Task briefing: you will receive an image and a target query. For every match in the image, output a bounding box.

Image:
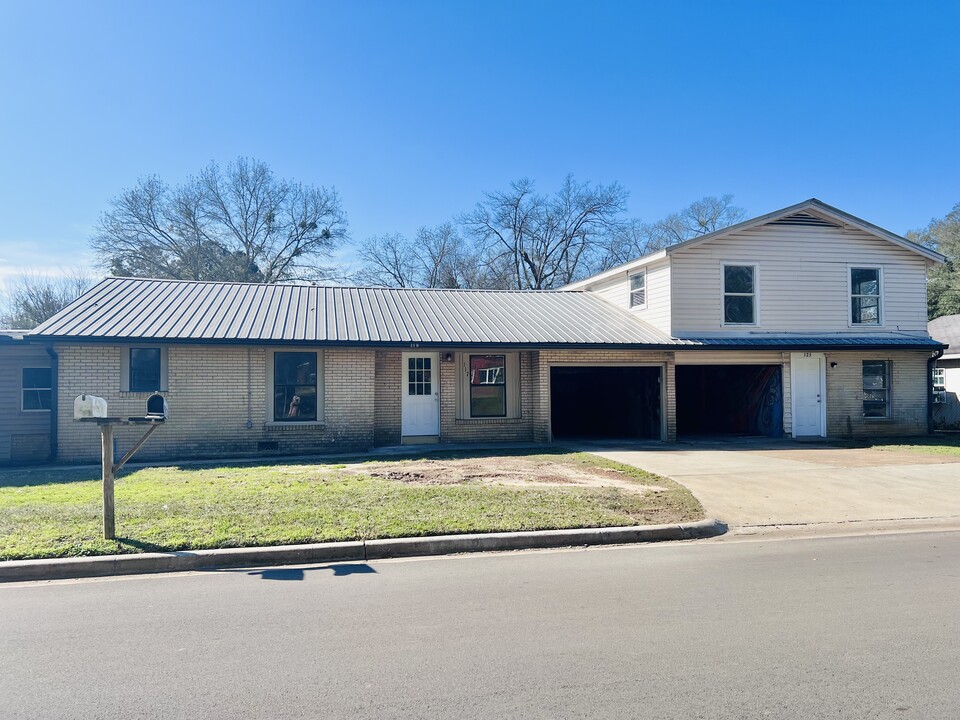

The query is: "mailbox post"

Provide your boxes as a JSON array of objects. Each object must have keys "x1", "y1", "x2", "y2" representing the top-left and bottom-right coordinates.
[{"x1": 75, "y1": 394, "x2": 166, "y2": 540}]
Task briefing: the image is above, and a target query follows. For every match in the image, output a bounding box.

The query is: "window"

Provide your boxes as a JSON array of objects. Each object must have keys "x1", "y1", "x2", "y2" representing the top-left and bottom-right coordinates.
[
  {"x1": 469, "y1": 354, "x2": 506, "y2": 417},
  {"x1": 629, "y1": 271, "x2": 646, "y2": 308},
  {"x1": 723, "y1": 264, "x2": 756, "y2": 324},
  {"x1": 273, "y1": 352, "x2": 318, "y2": 422},
  {"x1": 862, "y1": 360, "x2": 890, "y2": 418},
  {"x1": 851, "y1": 267, "x2": 882, "y2": 325},
  {"x1": 129, "y1": 348, "x2": 161, "y2": 392},
  {"x1": 407, "y1": 356, "x2": 432, "y2": 396},
  {"x1": 933, "y1": 366, "x2": 946, "y2": 391},
  {"x1": 22, "y1": 367, "x2": 52, "y2": 411}
]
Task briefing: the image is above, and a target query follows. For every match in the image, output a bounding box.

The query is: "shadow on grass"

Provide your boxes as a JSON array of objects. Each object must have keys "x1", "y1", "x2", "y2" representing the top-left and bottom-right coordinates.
[{"x1": 0, "y1": 466, "x2": 102, "y2": 488}]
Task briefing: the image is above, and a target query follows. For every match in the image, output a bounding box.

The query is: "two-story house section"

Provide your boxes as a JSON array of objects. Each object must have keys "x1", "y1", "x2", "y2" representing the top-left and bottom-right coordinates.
[{"x1": 565, "y1": 199, "x2": 947, "y2": 440}]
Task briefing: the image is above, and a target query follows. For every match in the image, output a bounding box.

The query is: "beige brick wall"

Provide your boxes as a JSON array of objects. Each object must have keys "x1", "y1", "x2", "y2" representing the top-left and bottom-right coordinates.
[
  {"x1": 440, "y1": 351, "x2": 536, "y2": 444},
  {"x1": 823, "y1": 349, "x2": 930, "y2": 437},
  {"x1": 56, "y1": 344, "x2": 376, "y2": 462},
  {"x1": 374, "y1": 350, "x2": 402, "y2": 446}
]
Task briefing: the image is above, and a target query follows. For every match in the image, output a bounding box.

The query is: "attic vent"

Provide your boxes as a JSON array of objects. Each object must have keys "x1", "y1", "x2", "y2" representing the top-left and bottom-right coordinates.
[{"x1": 773, "y1": 212, "x2": 840, "y2": 228}]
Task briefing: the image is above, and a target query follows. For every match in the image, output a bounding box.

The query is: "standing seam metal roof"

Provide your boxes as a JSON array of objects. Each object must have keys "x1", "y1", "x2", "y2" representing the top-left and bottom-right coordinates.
[{"x1": 31, "y1": 277, "x2": 681, "y2": 346}]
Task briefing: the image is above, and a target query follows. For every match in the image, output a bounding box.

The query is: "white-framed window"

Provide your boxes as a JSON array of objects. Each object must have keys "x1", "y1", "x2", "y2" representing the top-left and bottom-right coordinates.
[
  {"x1": 121, "y1": 346, "x2": 168, "y2": 392},
  {"x1": 469, "y1": 354, "x2": 507, "y2": 417},
  {"x1": 267, "y1": 349, "x2": 324, "y2": 423},
  {"x1": 850, "y1": 266, "x2": 883, "y2": 325},
  {"x1": 722, "y1": 263, "x2": 757, "y2": 325},
  {"x1": 457, "y1": 352, "x2": 521, "y2": 420},
  {"x1": 21, "y1": 367, "x2": 52, "y2": 411},
  {"x1": 629, "y1": 271, "x2": 646, "y2": 308},
  {"x1": 933, "y1": 366, "x2": 946, "y2": 391},
  {"x1": 863, "y1": 360, "x2": 891, "y2": 418}
]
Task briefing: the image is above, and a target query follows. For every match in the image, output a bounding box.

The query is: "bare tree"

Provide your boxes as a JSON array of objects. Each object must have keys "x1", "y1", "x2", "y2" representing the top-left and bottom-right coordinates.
[
  {"x1": 91, "y1": 158, "x2": 348, "y2": 282},
  {"x1": 0, "y1": 269, "x2": 96, "y2": 329},
  {"x1": 599, "y1": 194, "x2": 746, "y2": 269},
  {"x1": 354, "y1": 233, "x2": 420, "y2": 288},
  {"x1": 460, "y1": 176, "x2": 628, "y2": 289}
]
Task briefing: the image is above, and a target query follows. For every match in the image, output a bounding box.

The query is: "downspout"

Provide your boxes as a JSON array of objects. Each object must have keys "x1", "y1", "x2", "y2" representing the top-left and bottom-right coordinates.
[
  {"x1": 928, "y1": 347, "x2": 945, "y2": 434},
  {"x1": 45, "y1": 345, "x2": 58, "y2": 462}
]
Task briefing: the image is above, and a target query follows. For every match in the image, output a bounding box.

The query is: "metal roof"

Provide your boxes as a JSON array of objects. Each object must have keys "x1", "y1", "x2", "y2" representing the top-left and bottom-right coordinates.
[
  {"x1": 30, "y1": 277, "x2": 681, "y2": 347},
  {"x1": 929, "y1": 314, "x2": 959, "y2": 353},
  {"x1": 679, "y1": 335, "x2": 946, "y2": 350}
]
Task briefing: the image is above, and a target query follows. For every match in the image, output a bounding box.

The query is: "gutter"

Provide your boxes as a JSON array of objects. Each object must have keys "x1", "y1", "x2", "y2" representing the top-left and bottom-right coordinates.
[
  {"x1": 45, "y1": 345, "x2": 58, "y2": 462},
  {"x1": 928, "y1": 347, "x2": 945, "y2": 434}
]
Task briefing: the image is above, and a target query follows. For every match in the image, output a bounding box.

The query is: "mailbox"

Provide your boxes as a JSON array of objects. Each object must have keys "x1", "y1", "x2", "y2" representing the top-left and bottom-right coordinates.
[
  {"x1": 146, "y1": 393, "x2": 168, "y2": 420},
  {"x1": 74, "y1": 394, "x2": 108, "y2": 420}
]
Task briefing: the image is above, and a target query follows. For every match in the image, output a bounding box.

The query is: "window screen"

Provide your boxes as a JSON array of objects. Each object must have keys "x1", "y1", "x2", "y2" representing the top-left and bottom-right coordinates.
[
  {"x1": 129, "y1": 348, "x2": 162, "y2": 392},
  {"x1": 851, "y1": 268, "x2": 881, "y2": 324},
  {"x1": 22, "y1": 367, "x2": 52, "y2": 411},
  {"x1": 629, "y1": 272, "x2": 646, "y2": 308},
  {"x1": 274, "y1": 352, "x2": 318, "y2": 421},
  {"x1": 723, "y1": 265, "x2": 756, "y2": 324},
  {"x1": 862, "y1": 360, "x2": 890, "y2": 418},
  {"x1": 469, "y1": 355, "x2": 506, "y2": 417}
]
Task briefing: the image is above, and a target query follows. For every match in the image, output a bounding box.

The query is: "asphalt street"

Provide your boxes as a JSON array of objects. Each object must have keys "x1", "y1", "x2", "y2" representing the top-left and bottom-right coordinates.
[{"x1": 2, "y1": 532, "x2": 959, "y2": 719}]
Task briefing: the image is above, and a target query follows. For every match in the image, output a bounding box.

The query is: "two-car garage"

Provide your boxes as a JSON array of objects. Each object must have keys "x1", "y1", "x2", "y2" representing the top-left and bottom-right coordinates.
[{"x1": 548, "y1": 355, "x2": 786, "y2": 441}]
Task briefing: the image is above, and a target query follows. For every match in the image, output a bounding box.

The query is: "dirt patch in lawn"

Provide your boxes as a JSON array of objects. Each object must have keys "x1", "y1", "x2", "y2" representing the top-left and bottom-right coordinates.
[{"x1": 346, "y1": 457, "x2": 668, "y2": 495}]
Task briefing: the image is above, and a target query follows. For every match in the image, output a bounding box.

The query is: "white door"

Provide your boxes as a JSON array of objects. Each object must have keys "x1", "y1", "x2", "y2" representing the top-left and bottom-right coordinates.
[
  {"x1": 401, "y1": 352, "x2": 440, "y2": 437},
  {"x1": 791, "y1": 352, "x2": 825, "y2": 437}
]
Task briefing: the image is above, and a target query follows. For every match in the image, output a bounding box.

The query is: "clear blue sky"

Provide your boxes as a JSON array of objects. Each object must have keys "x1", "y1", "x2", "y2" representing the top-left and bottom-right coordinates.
[{"x1": 1, "y1": 0, "x2": 958, "y2": 282}]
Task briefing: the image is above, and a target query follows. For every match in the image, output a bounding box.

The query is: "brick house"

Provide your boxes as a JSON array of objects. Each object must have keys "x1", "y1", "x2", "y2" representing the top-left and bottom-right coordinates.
[{"x1": 13, "y1": 199, "x2": 949, "y2": 464}]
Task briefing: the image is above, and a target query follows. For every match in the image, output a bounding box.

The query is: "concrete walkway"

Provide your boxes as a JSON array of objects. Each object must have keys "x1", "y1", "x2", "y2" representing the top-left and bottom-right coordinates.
[{"x1": 580, "y1": 440, "x2": 960, "y2": 531}]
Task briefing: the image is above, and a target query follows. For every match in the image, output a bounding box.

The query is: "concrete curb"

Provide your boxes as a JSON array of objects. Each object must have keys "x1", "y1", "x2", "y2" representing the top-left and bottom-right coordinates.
[{"x1": 0, "y1": 519, "x2": 724, "y2": 583}]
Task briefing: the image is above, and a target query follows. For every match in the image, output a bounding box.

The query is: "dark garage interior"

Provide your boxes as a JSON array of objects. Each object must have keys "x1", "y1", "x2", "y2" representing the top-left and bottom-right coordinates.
[
  {"x1": 550, "y1": 366, "x2": 661, "y2": 440},
  {"x1": 676, "y1": 365, "x2": 783, "y2": 438}
]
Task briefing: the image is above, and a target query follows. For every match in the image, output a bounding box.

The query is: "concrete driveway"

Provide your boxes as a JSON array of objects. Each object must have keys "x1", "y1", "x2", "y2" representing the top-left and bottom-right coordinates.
[{"x1": 583, "y1": 440, "x2": 960, "y2": 531}]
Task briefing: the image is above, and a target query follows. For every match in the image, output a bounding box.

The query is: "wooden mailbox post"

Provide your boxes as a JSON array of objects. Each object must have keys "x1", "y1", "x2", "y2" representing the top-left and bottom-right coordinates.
[{"x1": 77, "y1": 393, "x2": 167, "y2": 540}]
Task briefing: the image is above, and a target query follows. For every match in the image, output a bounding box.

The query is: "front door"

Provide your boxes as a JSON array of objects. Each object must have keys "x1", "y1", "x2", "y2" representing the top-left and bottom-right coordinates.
[
  {"x1": 791, "y1": 352, "x2": 825, "y2": 437},
  {"x1": 401, "y1": 352, "x2": 440, "y2": 438}
]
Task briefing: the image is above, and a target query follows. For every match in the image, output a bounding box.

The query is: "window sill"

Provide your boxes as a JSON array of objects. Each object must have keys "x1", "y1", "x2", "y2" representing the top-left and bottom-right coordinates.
[
  {"x1": 120, "y1": 390, "x2": 168, "y2": 397},
  {"x1": 455, "y1": 417, "x2": 523, "y2": 425},
  {"x1": 862, "y1": 416, "x2": 892, "y2": 421},
  {"x1": 264, "y1": 421, "x2": 327, "y2": 431}
]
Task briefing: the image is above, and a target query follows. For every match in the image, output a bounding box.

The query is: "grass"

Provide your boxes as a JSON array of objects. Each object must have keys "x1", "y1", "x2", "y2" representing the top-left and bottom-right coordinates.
[
  {"x1": 0, "y1": 451, "x2": 702, "y2": 561},
  {"x1": 847, "y1": 434, "x2": 960, "y2": 457}
]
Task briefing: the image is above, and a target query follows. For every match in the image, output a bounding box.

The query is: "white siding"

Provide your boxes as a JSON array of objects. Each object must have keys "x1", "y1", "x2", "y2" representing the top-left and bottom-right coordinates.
[
  {"x1": 669, "y1": 224, "x2": 930, "y2": 337},
  {"x1": 586, "y1": 258, "x2": 672, "y2": 336}
]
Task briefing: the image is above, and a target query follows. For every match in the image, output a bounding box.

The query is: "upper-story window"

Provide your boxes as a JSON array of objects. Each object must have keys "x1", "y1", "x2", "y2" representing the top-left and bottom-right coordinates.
[
  {"x1": 629, "y1": 271, "x2": 646, "y2": 308},
  {"x1": 851, "y1": 267, "x2": 882, "y2": 325},
  {"x1": 722, "y1": 264, "x2": 757, "y2": 325}
]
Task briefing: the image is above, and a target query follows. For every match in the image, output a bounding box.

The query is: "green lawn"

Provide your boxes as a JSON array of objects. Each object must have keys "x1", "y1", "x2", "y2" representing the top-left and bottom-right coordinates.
[
  {"x1": 0, "y1": 451, "x2": 702, "y2": 561},
  {"x1": 855, "y1": 434, "x2": 960, "y2": 457}
]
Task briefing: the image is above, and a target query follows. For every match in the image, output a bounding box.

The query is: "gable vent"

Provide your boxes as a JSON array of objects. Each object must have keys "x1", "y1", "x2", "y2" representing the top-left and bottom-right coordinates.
[{"x1": 772, "y1": 211, "x2": 840, "y2": 228}]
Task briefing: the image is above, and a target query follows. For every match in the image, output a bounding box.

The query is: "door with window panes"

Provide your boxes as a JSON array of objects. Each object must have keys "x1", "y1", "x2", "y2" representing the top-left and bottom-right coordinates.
[{"x1": 401, "y1": 352, "x2": 439, "y2": 437}]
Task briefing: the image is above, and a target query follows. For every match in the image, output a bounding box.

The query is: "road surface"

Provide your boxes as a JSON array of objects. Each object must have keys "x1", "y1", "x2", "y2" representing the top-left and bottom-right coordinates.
[{"x1": 2, "y1": 532, "x2": 959, "y2": 719}]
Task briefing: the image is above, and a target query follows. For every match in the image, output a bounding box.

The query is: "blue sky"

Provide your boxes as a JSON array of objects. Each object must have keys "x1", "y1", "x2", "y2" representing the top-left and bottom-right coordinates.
[{"x1": 1, "y1": 0, "x2": 958, "y2": 282}]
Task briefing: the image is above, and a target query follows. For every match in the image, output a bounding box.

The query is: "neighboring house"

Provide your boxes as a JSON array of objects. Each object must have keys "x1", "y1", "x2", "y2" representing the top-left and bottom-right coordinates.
[
  {"x1": 0, "y1": 331, "x2": 53, "y2": 465},
  {"x1": 18, "y1": 198, "x2": 947, "y2": 464},
  {"x1": 930, "y1": 314, "x2": 960, "y2": 429}
]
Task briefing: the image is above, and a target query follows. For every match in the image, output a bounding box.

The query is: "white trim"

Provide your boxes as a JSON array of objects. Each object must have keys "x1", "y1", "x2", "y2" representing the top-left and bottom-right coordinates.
[
  {"x1": 628, "y1": 269, "x2": 647, "y2": 309},
  {"x1": 789, "y1": 352, "x2": 826, "y2": 437},
  {"x1": 847, "y1": 264, "x2": 885, "y2": 328},
  {"x1": 720, "y1": 262, "x2": 760, "y2": 327},
  {"x1": 265, "y1": 348, "x2": 325, "y2": 424}
]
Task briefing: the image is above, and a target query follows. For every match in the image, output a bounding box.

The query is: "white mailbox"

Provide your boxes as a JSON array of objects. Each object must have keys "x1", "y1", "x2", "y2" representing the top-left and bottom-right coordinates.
[{"x1": 74, "y1": 394, "x2": 108, "y2": 420}]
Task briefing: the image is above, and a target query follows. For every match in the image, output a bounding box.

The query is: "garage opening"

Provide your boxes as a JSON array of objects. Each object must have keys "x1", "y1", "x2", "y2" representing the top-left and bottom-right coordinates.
[
  {"x1": 676, "y1": 365, "x2": 783, "y2": 438},
  {"x1": 550, "y1": 366, "x2": 662, "y2": 440}
]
